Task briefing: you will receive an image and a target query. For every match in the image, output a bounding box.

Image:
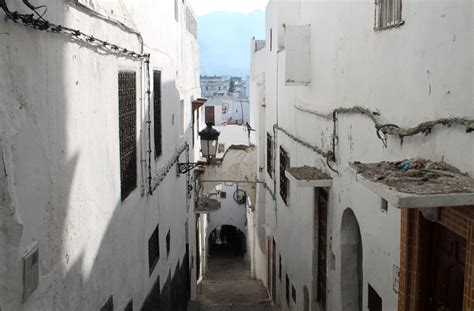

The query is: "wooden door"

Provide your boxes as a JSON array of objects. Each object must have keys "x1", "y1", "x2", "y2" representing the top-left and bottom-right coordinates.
[
  {"x1": 205, "y1": 106, "x2": 215, "y2": 125},
  {"x1": 423, "y1": 223, "x2": 466, "y2": 311},
  {"x1": 317, "y1": 189, "x2": 328, "y2": 310}
]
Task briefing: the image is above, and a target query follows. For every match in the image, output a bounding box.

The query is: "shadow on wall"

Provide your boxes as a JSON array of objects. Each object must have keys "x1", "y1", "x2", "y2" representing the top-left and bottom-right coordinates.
[{"x1": 0, "y1": 3, "x2": 192, "y2": 310}]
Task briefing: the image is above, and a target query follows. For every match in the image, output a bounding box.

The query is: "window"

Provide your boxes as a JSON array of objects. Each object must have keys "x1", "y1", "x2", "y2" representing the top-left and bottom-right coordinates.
[
  {"x1": 267, "y1": 133, "x2": 273, "y2": 178},
  {"x1": 153, "y1": 71, "x2": 162, "y2": 159},
  {"x1": 148, "y1": 224, "x2": 160, "y2": 275},
  {"x1": 292, "y1": 285, "x2": 296, "y2": 303},
  {"x1": 118, "y1": 71, "x2": 137, "y2": 201},
  {"x1": 166, "y1": 230, "x2": 171, "y2": 257},
  {"x1": 286, "y1": 274, "x2": 290, "y2": 305},
  {"x1": 368, "y1": 284, "x2": 382, "y2": 311},
  {"x1": 374, "y1": 0, "x2": 403, "y2": 30},
  {"x1": 279, "y1": 146, "x2": 290, "y2": 205},
  {"x1": 381, "y1": 198, "x2": 388, "y2": 214}
]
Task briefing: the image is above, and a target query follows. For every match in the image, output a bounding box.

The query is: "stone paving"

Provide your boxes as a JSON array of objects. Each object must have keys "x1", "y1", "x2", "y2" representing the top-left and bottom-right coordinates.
[{"x1": 198, "y1": 254, "x2": 280, "y2": 311}]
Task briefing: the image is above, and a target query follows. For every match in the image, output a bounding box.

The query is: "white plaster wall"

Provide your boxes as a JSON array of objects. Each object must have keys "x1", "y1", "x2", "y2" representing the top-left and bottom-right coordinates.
[
  {"x1": 0, "y1": 0, "x2": 201, "y2": 309},
  {"x1": 250, "y1": 0, "x2": 473, "y2": 310},
  {"x1": 214, "y1": 125, "x2": 252, "y2": 158}
]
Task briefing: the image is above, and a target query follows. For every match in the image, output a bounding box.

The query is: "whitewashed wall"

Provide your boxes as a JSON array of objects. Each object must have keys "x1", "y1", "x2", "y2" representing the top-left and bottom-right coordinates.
[
  {"x1": 250, "y1": 0, "x2": 473, "y2": 310},
  {"x1": 0, "y1": 0, "x2": 201, "y2": 310}
]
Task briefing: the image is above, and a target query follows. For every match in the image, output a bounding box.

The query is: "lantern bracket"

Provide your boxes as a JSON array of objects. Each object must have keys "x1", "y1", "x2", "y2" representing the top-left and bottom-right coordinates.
[{"x1": 177, "y1": 162, "x2": 198, "y2": 175}]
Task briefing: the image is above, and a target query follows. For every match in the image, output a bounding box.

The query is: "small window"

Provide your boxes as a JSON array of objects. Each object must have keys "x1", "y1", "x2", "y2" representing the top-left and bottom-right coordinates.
[
  {"x1": 292, "y1": 284, "x2": 296, "y2": 303},
  {"x1": 374, "y1": 0, "x2": 403, "y2": 30},
  {"x1": 148, "y1": 224, "x2": 160, "y2": 275},
  {"x1": 285, "y1": 274, "x2": 290, "y2": 305},
  {"x1": 267, "y1": 134, "x2": 273, "y2": 178},
  {"x1": 220, "y1": 191, "x2": 227, "y2": 199},
  {"x1": 279, "y1": 146, "x2": 290, "y2": 205},
  {"x1": 119, "y1": 71, "x2": 137, "y2": 201},
  {"x1": 380, "y1": 198, "x2": 388, "y2": 214},
  {"x1": 166, "y1": 230, "x2": 171, "y2": 257},
  {"x1": 153, "y1": 71, "x2": 162, "y2": 159},
  {"x1": 368, "y1": 284, "x2": 382, "y2": 311}
]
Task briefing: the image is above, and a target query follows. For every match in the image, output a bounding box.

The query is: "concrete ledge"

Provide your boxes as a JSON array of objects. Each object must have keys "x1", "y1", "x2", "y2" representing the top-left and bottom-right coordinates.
[
  {"x1": 349, "y1": 165, "x2": 474, "y2": 209},
  {"x1": 285, "y1": 166, "x2": 332, "y2": 188}
]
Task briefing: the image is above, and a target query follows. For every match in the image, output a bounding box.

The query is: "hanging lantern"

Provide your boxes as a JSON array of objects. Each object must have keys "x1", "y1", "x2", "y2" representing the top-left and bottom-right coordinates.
[{"x1": 199, "y1": 122, "x2": 220, "y2": 159}]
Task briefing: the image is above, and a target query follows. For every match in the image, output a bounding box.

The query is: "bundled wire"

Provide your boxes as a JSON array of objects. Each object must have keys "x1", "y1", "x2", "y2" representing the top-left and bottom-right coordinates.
[{"x1": 0, "y1": 0, "x2": 147, "y2": 60}]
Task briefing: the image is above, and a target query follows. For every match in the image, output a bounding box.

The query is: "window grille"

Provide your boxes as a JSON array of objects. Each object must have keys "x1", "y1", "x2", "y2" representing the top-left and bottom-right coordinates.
[
  {"x1": 279, "y1": 147, "x2": 289, "y2": 205},
  {"x1": 119, "y1": 71, "x2": 137, "y2": 201},
  {"x1": 267, "y1": 133, "x2": 273, "y2": 178},
  {"x1": 148, "y1": 224, "x2": 160, "y2": 275},
  {"x1": 153, "y1": 71, "x2": 162, "y2": 159},
  {"x1": 375, "y1": 0, "x2": 403, "y2": 30}
]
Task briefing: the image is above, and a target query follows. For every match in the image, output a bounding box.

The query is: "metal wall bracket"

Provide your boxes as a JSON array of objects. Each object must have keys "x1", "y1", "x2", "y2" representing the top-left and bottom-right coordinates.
[{"x1": 177, "y1": 162, "x2": 198, "y2": 175}]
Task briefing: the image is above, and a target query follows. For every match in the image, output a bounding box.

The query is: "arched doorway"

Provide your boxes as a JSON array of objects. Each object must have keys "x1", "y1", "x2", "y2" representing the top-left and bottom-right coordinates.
[
  {"x1": 208, "y1": 225, "x2": 246, "y2": 258},
  {"x1": 340, "y1": 208, "x2": 363, "y2": 311}
]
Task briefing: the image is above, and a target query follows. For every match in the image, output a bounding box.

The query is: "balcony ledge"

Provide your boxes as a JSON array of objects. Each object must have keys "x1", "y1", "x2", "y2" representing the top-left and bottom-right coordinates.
[
  {"x1": 285, "y1": 166, "x2": 332, "y2": 188},
  {"x1": 349, "y1": 160, "x2": 474, "y2": 209},
  {"x1": 195, "y1": 197, "x2": 221, "y2": 214}
]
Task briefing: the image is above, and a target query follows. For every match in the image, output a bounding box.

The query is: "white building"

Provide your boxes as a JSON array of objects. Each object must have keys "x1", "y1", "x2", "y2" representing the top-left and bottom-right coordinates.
[
  {"x1": 250, "y1": 1, "x2": 474, "y2": 311},
  {"x1": 200, "y1": 75, "x2": 230, "y2": 97},
  {"x1": 0, "y1": 0, "x2": 203, "y2": 310}
]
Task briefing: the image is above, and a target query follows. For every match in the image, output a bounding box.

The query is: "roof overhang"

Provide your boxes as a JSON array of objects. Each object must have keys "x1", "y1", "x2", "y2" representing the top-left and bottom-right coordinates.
[
  {"x1": 192, "y1": 98, "x2": 207, "y2": 112},
  {"x1": 349, "y1": 161, "x2": 474, "y2": 209},
  {"x1": 195, "y1": 197, "x2": 221, "y2": 214},
  {"x1": 285, "y1": 166, "x2": 332, "y2": 188}
]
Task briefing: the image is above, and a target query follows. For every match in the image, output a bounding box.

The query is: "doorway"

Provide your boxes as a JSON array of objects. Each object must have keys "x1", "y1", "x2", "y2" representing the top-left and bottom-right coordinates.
[
  {"x1": 422, "y1": 221, "x2": 466, "y2": 311},
  {"x1": 340, "y1": 208, "x2": 363, "y2": 311}
]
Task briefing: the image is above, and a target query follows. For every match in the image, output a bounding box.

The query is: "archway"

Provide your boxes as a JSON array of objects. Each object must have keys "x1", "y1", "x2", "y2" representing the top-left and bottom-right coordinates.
[
  {"x1": 208, "y1": 225, "x2": 246, "y2": 258},
  {"x1": 340, "y1": 208, "x2": 363, "y2": 311}
]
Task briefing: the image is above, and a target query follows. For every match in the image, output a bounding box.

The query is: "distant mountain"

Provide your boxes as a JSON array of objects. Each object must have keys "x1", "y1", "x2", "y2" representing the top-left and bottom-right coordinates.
[{"x1": 198, "y1": 10, "x2": 265, "y2": 78}]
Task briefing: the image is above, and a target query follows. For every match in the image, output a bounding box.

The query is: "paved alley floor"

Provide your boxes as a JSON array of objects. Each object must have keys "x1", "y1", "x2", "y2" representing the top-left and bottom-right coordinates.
[{"x1": 198, "y1": 254, "x2": 280, "y2": 311}]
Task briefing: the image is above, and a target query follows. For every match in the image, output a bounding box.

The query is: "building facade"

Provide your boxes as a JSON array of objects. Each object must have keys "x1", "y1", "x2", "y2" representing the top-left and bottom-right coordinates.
[
  {"x1": 250, "y1": 1, "x2": 473, "y2": 311},
  {"x1": 0, "y1": 0, "x2": 203, "y2": 310}
]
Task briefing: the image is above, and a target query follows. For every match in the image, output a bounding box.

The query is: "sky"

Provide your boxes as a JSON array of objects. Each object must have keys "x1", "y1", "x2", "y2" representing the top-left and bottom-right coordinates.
[{"x1": 188, "y1": 0, "x2": 269, "y2": 16}]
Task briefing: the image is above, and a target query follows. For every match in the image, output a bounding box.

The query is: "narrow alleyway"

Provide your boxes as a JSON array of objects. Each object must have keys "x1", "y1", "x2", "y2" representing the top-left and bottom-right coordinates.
[{"x1": 198, "y1": 248, "x2": 279, "y2": 311}]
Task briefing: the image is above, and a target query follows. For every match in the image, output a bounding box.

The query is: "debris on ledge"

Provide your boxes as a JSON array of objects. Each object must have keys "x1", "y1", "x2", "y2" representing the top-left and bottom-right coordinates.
[
  {"x1": 196, "y1": 197, "x2": 221, "y2": 213},
  {"x1": 350, "y1": 159, "x2": 474, "y2": 195},
  {"x1": 285, "y1": 165, "x2": 332, "y2": 188}
]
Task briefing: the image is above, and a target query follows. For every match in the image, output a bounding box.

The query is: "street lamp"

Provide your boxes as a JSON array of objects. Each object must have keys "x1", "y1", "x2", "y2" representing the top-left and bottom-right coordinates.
[
  {"x1": 199, "y1": 122, "x2": 220, "y2": 160},
  {"x1": 177, "y1": 122, "x2": 220, "y2": 175}
]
